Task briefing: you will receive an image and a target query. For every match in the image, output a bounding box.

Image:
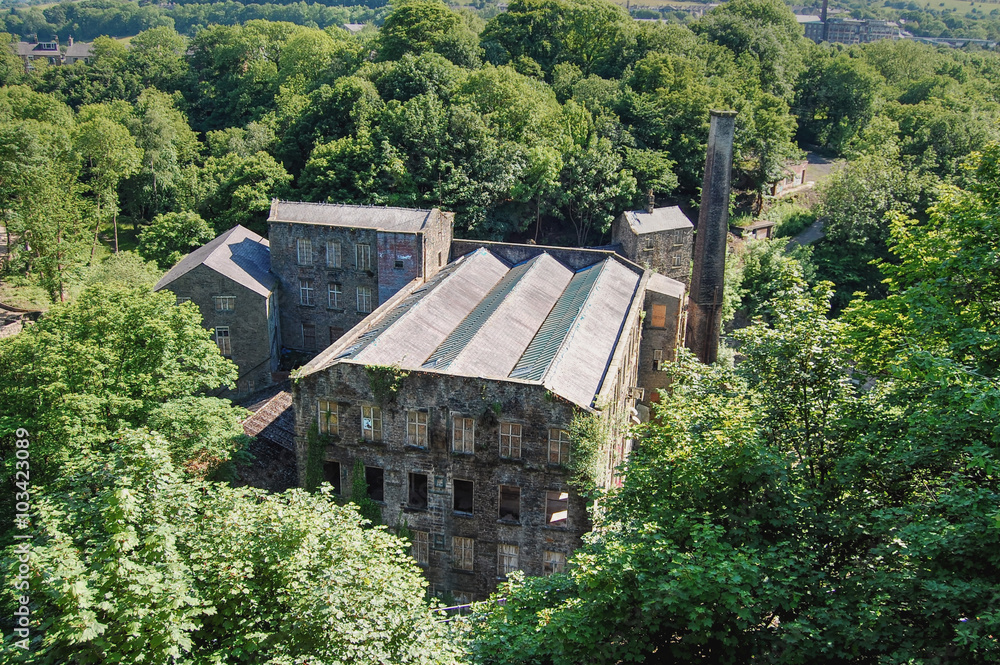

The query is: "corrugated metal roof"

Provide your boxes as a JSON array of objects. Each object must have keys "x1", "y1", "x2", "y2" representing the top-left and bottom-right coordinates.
[
  {"x1": 626, "y1": 206, "x2": 693, "y2": 234},
  {"x1": 268, "y1": 200, "x2": 434, "y2": 233},
  {"x1": 154, "y1": 225, "x2": 274, "y2": 297}
]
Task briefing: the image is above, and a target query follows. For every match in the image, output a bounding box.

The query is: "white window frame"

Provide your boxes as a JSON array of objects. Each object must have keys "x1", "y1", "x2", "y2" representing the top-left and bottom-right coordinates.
[
  {"x1": 318, "y1": 400, "x2": 339, "y2": 436},
  {"x1": 499, "y1": 422, "x2": 522, "y2": 459},
  {"x1": 407, "y1": 410, "x2": 428, "y2": 447},
  {"x1": 299, "y1": 279, "x2": 314, "y2": 306},
  {"x1": 452, "y1": 416, "x2": 475, "y2": 454},
  {"x1": 548, "y1": 428, "x2": 571, "y2": 465},
  {"x1": 498, "y1": 543, "x2": 519, "y2": 577},
  {"x1": 356, "y1": 243, "x2": 371, "y2": 271},
  {"x1": 214, "y1": 295, "x2": 235, "y2": 312},
  {"x1": 543, "y1": 550, "x2": 566, "y2": 575},
  {"x1": 297, "y1": 238, "x2": 313, "y2": 265},
  {"x1": 361, "y1": 405, "x2": 382, "y2": 442},
  {"x1": 215, "y1": 327, "x2": 231, "y2": 357},
  {"x1": 454, "y1": 536, "x2": 474, "y2": 571},
  {"x1": 326, "y1": 240, "x2": 341, "y2": 268},
  {"x1": 357, "y1": 286, "x2": 372, "y2": 313},
  {"x1": 328, "y1": 283, "x2": 341, "y2": 309},
  {"x1": 412, "y1": 530, "x2": 429, "y2": 565}
]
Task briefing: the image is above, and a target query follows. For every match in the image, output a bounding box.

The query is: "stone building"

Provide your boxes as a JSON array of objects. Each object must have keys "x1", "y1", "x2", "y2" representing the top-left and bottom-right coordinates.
[
  {"x1": 154, "y1": 225, "x2": 279, "y2": 396},
  {"x1": 267, "y1": 201, "x2": 453, "y2": 354},
  {"x1": 611, "y1": 204, "x2": 694, "y2": 286},
  {"x1": 292, "y1": 242, "x2": 686, "y2": 599}
]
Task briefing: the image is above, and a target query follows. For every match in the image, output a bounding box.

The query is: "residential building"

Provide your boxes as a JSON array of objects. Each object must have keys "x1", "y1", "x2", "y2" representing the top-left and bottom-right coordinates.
[
  {"x1": 803, "y1": 17, "x2": 901, "y2": 44},
  {"x1": 267, "y1": 201, "x2": 453, "y2": 354},
  {"x1": 16, "y1": 37, "x2": 62, "y2": 67},
  {"x1": 63, "y1": 37, "x2": 94, "y2": 65},
  {"x1": 154, "y1": 225, "x2": 280, "y2": 396}
]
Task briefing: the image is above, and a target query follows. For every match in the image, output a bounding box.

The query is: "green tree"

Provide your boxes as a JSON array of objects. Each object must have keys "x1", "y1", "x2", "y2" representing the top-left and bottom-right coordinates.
[
  {"x1": 379, "y1": 0, "x2": 482, "y2": 68},
  {"x1": 137, "y1": 211, "x2": 214, "y2": 269},
  {"x1": 553, "y1": 134, "x2": 636, "y2": 245},
  {"x1": 194, "y1": 151, "x2": 292, "y2": 235}
]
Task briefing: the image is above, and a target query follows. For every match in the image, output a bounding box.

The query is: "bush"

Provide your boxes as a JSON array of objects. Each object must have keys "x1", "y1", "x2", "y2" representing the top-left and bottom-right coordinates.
[{"x1": 137, "y1": 211, "x2": 215, "y2": 269}]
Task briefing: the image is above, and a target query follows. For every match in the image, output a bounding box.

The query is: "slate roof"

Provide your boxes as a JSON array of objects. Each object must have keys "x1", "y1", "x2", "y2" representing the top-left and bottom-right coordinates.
[
  {"x1": 300, "y1": 248, "x2": 644, "y2": 410},
  {"x1": 154, "y1": 225, "x2": 275, "y2": 297},
  {"x1": 65, "y1": 42, "x2": 94, "y2": 59},
  {"x1": 268, "y1": 200, "x2": 437, "y2": 234},
  {"x1": 624, "y1": 206, "x2": 693, "y2": 234}
]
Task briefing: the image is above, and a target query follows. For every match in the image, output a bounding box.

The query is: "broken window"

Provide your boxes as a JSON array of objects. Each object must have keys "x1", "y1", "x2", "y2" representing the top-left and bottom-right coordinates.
[
  {"x1": 214, "y1": 295, "x2": 235, "y2": 312},
  {"x1": 412, "y1": 530, "x2": 429, "y2": 564},
  {"x1": 545, "y1": 491, "x2": 568, "y2": 526},
  {"x1": 453, "y1": 479, "x2": 474, "y2": 514},
  {"x1": 548, "y1": 429, "x2": 570, "y2": 465},
  {"x1": 650, "y1": 304, "x2": 667, "y2": 328},
  {"x1": 454, "y1": 536, "x2": 474, "y2": 570},
  {"x1": 499, "y1": 485, "x2": 520, "y2": 522},
  {"x1": 323, "y1": 461, "x2": 341, "y2": 494},
  {"x1": 543, "y1": 550, "x2": 566, "y2": 575},
  {"x1": 364, "y1": 466, "x2": 384, "y2": 502},
  {"x1": 499, "y1": 422, "x2": 521, "y2": 458},
  {"x1": 408, "y1": 472, "x2": 428, "y2": 510},
  {"x1": 356, "y1": 243, "x2": 371, "y2": 270},
  {"x1": 497, "y1": 543, "x2": 519, "y2": 577},
  {"x1": 318, "y1": 400, "x2": 339, "y2": 436},
  {"x1": 297, "y1": 238, "x2": 313, "y2": 264},
  {"x1": 407, "y1": 410, "x2": 428, "y2": 447},
  {"x1": 361, "y1": 405, "x2": 382, "y2": 441},
  {"x1": 452, "y1": 416, "x2": 474, "y2": 454}
]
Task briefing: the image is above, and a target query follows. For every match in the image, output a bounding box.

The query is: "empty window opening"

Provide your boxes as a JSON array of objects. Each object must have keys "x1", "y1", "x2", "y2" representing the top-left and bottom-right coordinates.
[
  {"x1": 543, "y1": 550, "x2": 566, "y2": 575},
  {"x1": 454, "y1": 536, "x2": 474, "y2": 570},
  {"x1": 499, "y1": 485, "x2": 520, "y2": 522},
  {"x1": 498, "y1": 543, "x2": 519, "y2": 577},
  {"x1": 454, "y1": 479, "x2": 474, "y2": 514},
  {"x1": 407, "y1": 410, "x2": 428, "y2": 447},
  {"x1": 412, "y1": 530, "x2": 429, "y2": 564},
  {"x1": 408, "y1": 472, "x2": 428, "y2": 510},
  {"x1": 365, "y1": 466, "x2": 384, "y2": 502},
  {"x1": 453, "y1": 416, "x2": 475, "y2": 454},
  {"x1": 499, "y1": 422, "x2": 522, "y2": 459},
  {"x1": 394, "y1": 259, "x2": 404, "y2": 269},
  {"x1": 301, "y1": 323, "x2": 316, "y2": 350},
  {"x1": 546, "y1": 491, "x2": 569, "y2": 526},
  {"x1": 323, "y1": 461, "x2": 341, "y2": 494},
  {"x1": 650, "y1": 304, "x2": 667, "y2": 329}
]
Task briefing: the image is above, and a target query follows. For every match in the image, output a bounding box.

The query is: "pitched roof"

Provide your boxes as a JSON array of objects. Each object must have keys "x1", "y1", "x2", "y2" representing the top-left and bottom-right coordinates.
[
  {"x1": 65, "y1": 42, "x2": 94, "y2": 58},
  {"x1": 300, "y1": 248, "x2": 644, "y2": 410},
  {"x1": 154, "y1": 225, "x2": 274, "y2": 297},
  {"x1": 267, "y1": 200, "x2": 437, "y2": 234},
  {"x1": 624, "y1": 206, "x2": 693, "y2": 234}
]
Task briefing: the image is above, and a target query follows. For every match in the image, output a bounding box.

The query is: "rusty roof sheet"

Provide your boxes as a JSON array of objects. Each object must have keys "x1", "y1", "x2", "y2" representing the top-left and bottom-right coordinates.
[{"x1": 268, "y1": 200, "x2": 435, "y2": 233}]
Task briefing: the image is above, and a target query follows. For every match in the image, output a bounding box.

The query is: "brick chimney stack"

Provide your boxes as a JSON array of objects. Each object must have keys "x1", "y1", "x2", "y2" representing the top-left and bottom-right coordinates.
[{"x1": 685, "y1": 109, "x2": 736, "y2": 364}]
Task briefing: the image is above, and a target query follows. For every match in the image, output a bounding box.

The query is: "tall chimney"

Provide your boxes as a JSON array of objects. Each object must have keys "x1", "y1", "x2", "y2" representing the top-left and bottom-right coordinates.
[{"x1": 686, "y1": 110, "x2": 736, "y2": 365}]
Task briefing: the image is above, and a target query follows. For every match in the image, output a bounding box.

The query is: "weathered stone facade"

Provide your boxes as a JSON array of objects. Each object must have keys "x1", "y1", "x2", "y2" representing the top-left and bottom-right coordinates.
[
  {"x1": 612, "y1": 206, "x2": 694, "y2": 287},
  {"x1": 294, "y1": 367, "x2": 586, "y2": 600}
]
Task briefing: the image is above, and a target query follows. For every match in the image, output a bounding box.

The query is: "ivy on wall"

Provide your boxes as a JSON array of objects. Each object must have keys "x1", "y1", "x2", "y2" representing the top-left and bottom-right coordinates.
[{"x1": 365, "y1": 364, "x2": 409, "y2": 406}]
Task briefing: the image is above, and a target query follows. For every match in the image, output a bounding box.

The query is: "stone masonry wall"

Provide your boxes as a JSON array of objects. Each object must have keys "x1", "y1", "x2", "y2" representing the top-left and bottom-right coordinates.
[
  {"x1": 611, "y1": 214, "x2": 693, "y2": 287},
  {"x1": 293, "y1": 365, "x2": 585, "y2": 600}
]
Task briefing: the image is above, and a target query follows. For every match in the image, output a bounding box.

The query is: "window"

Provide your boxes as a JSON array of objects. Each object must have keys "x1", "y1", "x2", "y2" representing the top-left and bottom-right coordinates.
[
  {"x1": 644, "y1": 238, "x2": 654, "y2": 250},
  {"x1": 323, "y1": 461, "x2": 341, "y2": 494},
  {"x1": 672, "y1": 255, "x2": 682, "y2": 266},
  {"x1": 499, "y1": 422, "x2": 522, "y2": 459},
  {"x1": 548, "y1": 429, "x2": 571, "y2": 465},
  {"x1": 407, "y1": 410, "x2": 428, "y2": 447},
  {"x1": 302, "y1": 323, "x2": 316, "y2": 350},
  {"x1": 297, "y1": 238, "x2": 313, "y2": 264},
  {"x1": 653, "y1": 349, "x2": 664, "y2": 371},
  {"x1": 215, "y1": 327, "x2": 231, "y2": 357},
  {"x1": 545, "y1": 491, "x2": 569, "y2": 526},
  {"x1": 408, "y1": 473, "x2": 428, "y2": 509},
  {"x1": 299, "y1": 279, "x2": 314, "y2": 306},
  {"x1": 498, "y1": 544, "x2": 519, "y2": 577},
  {"x1": 452, "y1": 416, "x2": 475, "y2": 454},
  {"x1": 328, "y1": 283, "x2": 342, "y2": 309},
  {"x1": 454, "y1": 479, "x2": 474, "y2": 514},
  {"x1": 543, "y1": 550, "x2": 566, "y2": 575},
  {"x1": 454, "y1": 536, "x2": 474, "y2": 571},
  {"x1": 176, "y1": 297, "x2": 190, "y2": 305},
  {"x1": 499, "y1": 485, "x2": 520, "y2": 522},
  {"x1": 214, "y1": 296, "x2": 235, "y2": 312},
  {"x1": 394, "y1": 259, "x2": 404, "y2": 269},
  {"x1": 438, "y1": 252, "x2": 442, "y2": 267},
  {"x1": 357, "y1": 286, "x2": 373, "y2": 313},
  {"x1": 318, "y1": 400, "x2": 339, "y2": 436},
  {"x1": 650, "y1": 304, "x2": 667, "y2": 328},
  {"x1": 412, "y1": 530, "x2": 429, "y2": 564},
  {"x1": 365, "y1": 466, "x2": 384, "y2": 501},
  {"x1": 361, "y1": 405, "x2": 382, "y2": 442},
  {"x1": 326, "y1": 240, "x2": 341, "y2": 268},
  {"x1": 356, "y1": 243, "x2": 371, "y2": 270},
  {"x1": 329, "y1": 327, "x2": 344, "y2": 344}
]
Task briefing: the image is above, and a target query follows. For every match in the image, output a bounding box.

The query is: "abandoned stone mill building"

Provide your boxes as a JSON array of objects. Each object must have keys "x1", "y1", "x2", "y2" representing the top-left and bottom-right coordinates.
[{"x1": 159, "y1": 111, "x2": 737, "y2": 599}]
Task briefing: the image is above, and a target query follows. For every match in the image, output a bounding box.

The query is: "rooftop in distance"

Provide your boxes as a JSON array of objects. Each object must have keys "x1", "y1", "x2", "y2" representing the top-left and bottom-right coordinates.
[{"x1": 267, "y1": 200, "x2": 440, "y2": 234}]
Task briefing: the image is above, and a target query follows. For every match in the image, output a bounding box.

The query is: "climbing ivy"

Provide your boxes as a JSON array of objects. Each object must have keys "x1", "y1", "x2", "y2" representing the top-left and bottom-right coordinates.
[
  {"x1": 303, "y1": 422, "x2": 326, "y2": 492},
  {"x1": 567, "y1": 411, "x2": 606, "y2": 495},
  {"x1": 365, "y1": 364, "x2": 409, "y2": 405}
]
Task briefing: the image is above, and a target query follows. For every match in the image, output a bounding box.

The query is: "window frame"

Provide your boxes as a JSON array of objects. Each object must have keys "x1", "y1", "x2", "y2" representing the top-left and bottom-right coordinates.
[
  {"x1": 498, "y1": 484, "x2": 521, "y2": 522},
  {"x1": 407, "y1": 410, "x2": 429, "y2": 447},
  {"x1": 214, "y1": 295, "x2": 235, "y2": 312},
  {"x1": 318, "y1": 400, "x2": 339, "y2": 436},
  {"x1": 650, "y1": 303, "x2": 667, "y2": 329},
  {"x1": 328, "y1": 283, "x2": 342, "y2": 309},
  {"x1": 542, "y1": 550, "x2": 566, "y2": 575},
  {"x1": 452, "y1": 416, "x2": 475, "y2": 454},
  {"x1": 215, "y1": 326, "x2": 231, "y2": 357},
  {"x1": 497, "y1": 543, "x2": 519, "y2": 577},
  {"x1": 361, "y1": 405, "x2": 383, "y2": 442},
  {"x1": 301, "y1": 323, "x2": 316, "y2": 350},
  {"x1": 548, "y1": 428, "x2": 571, "y2": 465},
  {"x1": 545, "y1": 490, "x2": 569, "y2": 527},
  {"x1": 357, "y1": 285, "x2": 373, "y2": 314},
  {"x1": 412, "y1": 530, "x2": 429, "y2": 565},
  {"x1": 297, "y1": 238, "x2": 313, "y2": 265},
  {"x1": 364, "y1": 465, "x2": 384, "y2": 502},
  {"x1": 499, "y1": 422, "x2": 522, "y2": 459},
  {"x1": 356, "y1": 243, "x2": 372, "y2": 271},
  {"x1": 326, "y1": 240, "x2": 341, "y2": 268},
  {"x1": 299, "y1": 278, "x2": 314, "y2": 306},
  {"x1": 453, "y1": 536, "x2": 474, "y2": 571},
  {"x1": 453, "y1": 479, "x2": 474, "y2": 515}
]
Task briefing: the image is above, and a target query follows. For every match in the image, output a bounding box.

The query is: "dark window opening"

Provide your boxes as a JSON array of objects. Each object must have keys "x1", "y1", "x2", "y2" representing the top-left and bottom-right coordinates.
[
  {"x1": 499, "y1": 485, "x2": 520, "y2": 522},
  {"x1": 329, "y1": 326, "x2": 344, "y2": 344},
  {"x1": 394, "y1": 259, "x2": 404, "y2": 269},
  {"x1": 408, "y1": 473, "x2": 428, "y2": 509},
  {"x1": 365, "y1": 466, "x2": 384, "y2": 502},
  {"x1": 302, "y1": 323, "x2": 317, "y2": 349},
  {"x1": 324, "y1": 461, "x2": 342, "y2": 494},
  {"x1": 545, "y1": 490, "x2": 568, "y2": 525},
  {"x1": 454, "y1": 479, "x2": 474, "y2": 514}
]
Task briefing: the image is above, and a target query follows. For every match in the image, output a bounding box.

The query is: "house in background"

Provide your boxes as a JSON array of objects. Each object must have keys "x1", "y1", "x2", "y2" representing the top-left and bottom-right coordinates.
[
  {"x1": 63, "y1": 37, "x2": 94, "y2": 64},
  {"x1": 154, "y1": 225, "x2": 280, "y2": 396},
  {"x1": 267, "y1": 201, "x2": 453, "y2": 354},
  {"x1": 17, "y1": 36, "x2": 62, "y2": 67}
]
